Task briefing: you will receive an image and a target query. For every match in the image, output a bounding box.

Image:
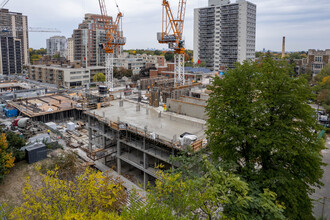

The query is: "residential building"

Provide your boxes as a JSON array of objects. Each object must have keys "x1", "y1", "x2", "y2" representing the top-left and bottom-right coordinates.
[
  {"x1": 46, "y1": 36, "x2": 68, "y2": 57},
  {"x1": 114, "y1": 52, "x2": 166, "y2": 75},
  {"x1": 28, "y1": 64, "x2": 105, "y2": 88},
  {"x1": 0, "y1": 36, "x2": 22, "y2": 74},
  {"x1": 294, "y1": 50, "x2": 330, "y2": 76},
  {"x1": 193, "y1": 0, "x2": 256, "y2": 70},
  {"x1": 0, "y1": 8, "x2": 29, "y2": 74},
  {"x1": 67, "y1": 37, "x2": 74, "y2": 62},
  {"x1": 73, "y1": 13, "x2": 123, "y2": 67}
]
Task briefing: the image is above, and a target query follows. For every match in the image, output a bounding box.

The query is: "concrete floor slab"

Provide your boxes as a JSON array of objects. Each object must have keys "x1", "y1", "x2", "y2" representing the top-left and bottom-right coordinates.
[{"x1": 90, "y1": 100, "x2": 206, "y2": 142}]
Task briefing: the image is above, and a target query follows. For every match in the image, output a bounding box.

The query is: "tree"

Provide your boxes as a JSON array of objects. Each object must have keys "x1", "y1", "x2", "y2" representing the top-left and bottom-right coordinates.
[
  {"x1": 206, "y1": 58, "x2": 325, "y2": 219},
  {"x1": 164, "y1": 52, "x2": 174, "y2": 62},
  {"x1": 123, "y1": 156, "x2": 285, "y2": 220},
  {"x1": 114, "y1": 67, "x2": 133, "y2": 79},
  {"x1": 93, "y1": 72, "x2": 106, "y2": 83},
  {"x1": 10, "y1": 167, "x2": 126, "y2": 219},
  {"x1": 5, "y1": 131, "x2": 26, "y2": 162},
  {"x1": 314, "y1": 63, "x2": 330, "y2": 112},
  {"x1": 0, "y1": 133, "x2": 15, "y2": 183},
  {"x1": 41, "y1": 151, "x2": 83, "y2": 182}
]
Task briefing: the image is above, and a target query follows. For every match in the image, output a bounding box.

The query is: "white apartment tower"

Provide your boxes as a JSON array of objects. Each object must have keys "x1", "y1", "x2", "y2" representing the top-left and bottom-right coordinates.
[
  {"x1": 46, "y1": 36, "x2": 68, "y2": 57},
  {"x1": 193, "y1": 0, "x2": 256, "y2": 70}
]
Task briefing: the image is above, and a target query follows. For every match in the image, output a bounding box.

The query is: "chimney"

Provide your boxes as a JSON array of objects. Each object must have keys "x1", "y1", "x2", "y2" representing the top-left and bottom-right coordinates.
[{"x1": 282, "y1": 36, "x2": 286, "y2": 59}]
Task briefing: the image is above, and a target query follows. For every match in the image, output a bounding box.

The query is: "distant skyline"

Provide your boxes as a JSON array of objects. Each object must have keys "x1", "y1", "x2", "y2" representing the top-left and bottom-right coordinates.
[{"x1": 3, "y1": 0, "x2": 330, "y2": 51}]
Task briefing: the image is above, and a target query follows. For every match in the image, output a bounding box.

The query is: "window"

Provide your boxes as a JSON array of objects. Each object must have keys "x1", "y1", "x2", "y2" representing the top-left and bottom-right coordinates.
[
  {"x1": 70, "y1": 76, "x2": 82, "y2": 80},
  {"x1": 315, "y1": 56, "x2": 323, "y2": 62}
]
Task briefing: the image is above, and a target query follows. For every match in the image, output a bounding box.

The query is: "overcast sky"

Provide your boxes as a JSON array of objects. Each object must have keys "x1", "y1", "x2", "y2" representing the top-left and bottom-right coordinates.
[{"x1": 3, "y1": 0, "x2": 330, "y2": 51}]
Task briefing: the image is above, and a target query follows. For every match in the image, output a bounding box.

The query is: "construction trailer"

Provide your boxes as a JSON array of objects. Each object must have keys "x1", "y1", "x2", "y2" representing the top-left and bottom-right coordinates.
[{"x1": 86, "y1": 99, "x2": 207, "y2": 188}]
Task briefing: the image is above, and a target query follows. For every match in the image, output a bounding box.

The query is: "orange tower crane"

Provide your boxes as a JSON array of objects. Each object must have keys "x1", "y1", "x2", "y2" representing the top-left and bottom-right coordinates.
[
  {"x1": 98, "y1": 0, "x2": 125, "y2": 90},
  {"x1": 157, "y1": 0, "x2": 187, "y2": 85}
]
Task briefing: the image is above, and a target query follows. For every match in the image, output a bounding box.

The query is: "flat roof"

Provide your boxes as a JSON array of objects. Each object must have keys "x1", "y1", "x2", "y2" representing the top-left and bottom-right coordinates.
[
  {"x1": 0, "y1": 83, "x2": 29, "y2": 89},
  {"x1": 29, "y1": 65, "x2": 105, "y2": 71},
  {"x1": 89, "y1": 100, "x2": 206, "y2": 142},
  {"x1": 9, "y1": 94, "x2": 78, "y2": 117}
]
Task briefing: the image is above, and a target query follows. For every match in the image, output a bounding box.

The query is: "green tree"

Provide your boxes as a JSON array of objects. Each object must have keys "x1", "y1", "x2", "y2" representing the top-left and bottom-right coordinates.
[
  {"x1": 123, "y1": 157, "x2": 284, "y2": 220},
  {"x1": 206, "y1": 58, "x2": 325, "y2": 219},
  {"x1": 164, "y1": 52, "x2": 174, "y2": 62},
  {"x1": 0, "y1": 133, "x2": 15, "y2": 183},
  {"x1": 93, "y1": 72, "x2": 106, "y2": 82},
  {"x1": 114, "y1": 67, "x2": 133, "y2": 79},
  {"x1": 5, "y1": 131, "x2": 26, "y2": 162}
]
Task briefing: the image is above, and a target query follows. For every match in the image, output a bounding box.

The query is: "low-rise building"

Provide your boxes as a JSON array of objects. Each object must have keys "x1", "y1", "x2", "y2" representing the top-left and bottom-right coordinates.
[
  {"x1": 114, "y1": 53, "x2": 166, "y2": 75},
  {"x1": 295, "y1": 49, "x2": 330, "y2": 75},
  {"x1": 28, "y1": 64, "x2": 105, "y2": 88}
]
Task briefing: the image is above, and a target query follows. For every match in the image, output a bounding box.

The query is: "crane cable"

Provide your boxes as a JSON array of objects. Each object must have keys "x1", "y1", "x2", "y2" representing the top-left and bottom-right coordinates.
[
  {"x1": 0, "y1": 0, "x2": 10, "y2": 9},
  {"x1": 113, "y1": 0, "x2": 120, "y2": 13}
]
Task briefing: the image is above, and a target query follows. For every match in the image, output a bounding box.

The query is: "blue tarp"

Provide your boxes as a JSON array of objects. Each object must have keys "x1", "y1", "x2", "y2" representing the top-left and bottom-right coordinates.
[{"x1": 4, "y1": 108, "x2": 18, "y2": 118}]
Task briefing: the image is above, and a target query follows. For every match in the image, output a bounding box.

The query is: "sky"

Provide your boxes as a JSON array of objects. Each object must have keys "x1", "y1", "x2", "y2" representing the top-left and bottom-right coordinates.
[{"x1": 3, "y1": 0, "x2": 330, "y2": 51}]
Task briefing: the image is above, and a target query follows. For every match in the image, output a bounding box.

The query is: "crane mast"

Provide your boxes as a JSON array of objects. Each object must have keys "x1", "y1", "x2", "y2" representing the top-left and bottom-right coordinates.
[
  {"x1": 98, "y1": 0, "x2": 125, "y2": 90},
  {"x1": 158, "y1": 0, "x2": 187, "y2": 85}
]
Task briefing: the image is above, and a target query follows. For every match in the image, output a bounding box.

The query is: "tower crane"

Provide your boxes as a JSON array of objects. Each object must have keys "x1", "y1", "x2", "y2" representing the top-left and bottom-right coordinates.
[
  {"x1": 158, "y1": 0, "x2": 187, "y2": 85},
  {"x1": 98, "y1": 0, "x2": 125, "y2": 90}
]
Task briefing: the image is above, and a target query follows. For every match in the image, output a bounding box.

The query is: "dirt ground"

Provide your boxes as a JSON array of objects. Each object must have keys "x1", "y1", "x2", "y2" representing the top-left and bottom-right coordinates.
[
  {"x1": 0, "y1": 148, "x2": 65, "y2": 210},
  {"x1": 0, "y1": 160, "x2": 44, "y2": 208}
]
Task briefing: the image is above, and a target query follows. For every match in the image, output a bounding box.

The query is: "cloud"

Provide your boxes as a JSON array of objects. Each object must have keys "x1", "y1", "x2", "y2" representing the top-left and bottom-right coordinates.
[{"x1": 3, "y1": 0, "x2": 330, "y2": 51}]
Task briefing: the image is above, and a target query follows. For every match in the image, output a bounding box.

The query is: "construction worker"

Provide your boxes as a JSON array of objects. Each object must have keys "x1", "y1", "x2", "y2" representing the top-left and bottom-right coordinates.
[{"x1": 163, "y1": 104, "x2": 167, "y2": 112}]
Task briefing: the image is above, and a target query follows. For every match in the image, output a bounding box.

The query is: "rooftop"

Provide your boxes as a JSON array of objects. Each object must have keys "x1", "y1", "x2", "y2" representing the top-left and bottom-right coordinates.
[
  {"x1": 29, "y1": 65, "x2": 106, "y2": 71},
  {"x1": 8, "y1": 94, "x2": 78, "y2": 117},
  {"x1": 88, "y1": 99, "x2": 206, "y2": 143}
]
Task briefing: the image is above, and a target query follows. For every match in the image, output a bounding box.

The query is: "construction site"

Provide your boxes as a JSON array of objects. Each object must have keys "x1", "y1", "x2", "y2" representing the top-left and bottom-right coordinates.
[{"x1": 0, "y1": 0, "x2": 213, "y2": 194}]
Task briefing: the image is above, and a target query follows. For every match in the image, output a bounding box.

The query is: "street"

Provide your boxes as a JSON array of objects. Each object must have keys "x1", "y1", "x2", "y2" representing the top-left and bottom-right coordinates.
[{"x1": 313, "y1": 136, "x2": 330, "y2": 219}]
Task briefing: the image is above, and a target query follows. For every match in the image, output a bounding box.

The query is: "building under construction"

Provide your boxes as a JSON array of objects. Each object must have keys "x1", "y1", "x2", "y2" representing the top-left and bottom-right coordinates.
[
  {"x1": 8, "y1": 94, "x2": 83, "y2": 122},
  {"x1": 86, "y1": 99, "x2": 207, "y2": 188}
]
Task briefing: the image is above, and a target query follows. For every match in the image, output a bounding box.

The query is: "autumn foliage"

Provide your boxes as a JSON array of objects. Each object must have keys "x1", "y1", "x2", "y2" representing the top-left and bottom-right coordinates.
[
  {"x1": 10, "y1": 167, "x2": 126, "y2": 219},
  {"x1": 0, "y1": 133, "x2": 15, "y2": 182}
]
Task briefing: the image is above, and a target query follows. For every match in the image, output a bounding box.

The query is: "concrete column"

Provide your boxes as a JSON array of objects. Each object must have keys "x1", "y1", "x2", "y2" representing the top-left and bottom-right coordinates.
[
  {"x1": 143, "y1": 129, "x2": 147, "y2": 189},
  {"x1": 102, "y1": 123, "x2": 106, "y2": 149},
  {"x1": 143, "y1": 172, "x2": 148, "y2": 189},
  {"x1": 88, "y1": 115, "x2": 92, "y2": 152},
  {"x1": 117, "y1": 133, "x2": 121, "y2": 174}
]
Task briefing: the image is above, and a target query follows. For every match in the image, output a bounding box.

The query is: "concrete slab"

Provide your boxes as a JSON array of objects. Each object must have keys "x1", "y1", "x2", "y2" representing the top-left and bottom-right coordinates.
[{"x1": 90, "y1": 100, "x2": 206, "y2": 142}]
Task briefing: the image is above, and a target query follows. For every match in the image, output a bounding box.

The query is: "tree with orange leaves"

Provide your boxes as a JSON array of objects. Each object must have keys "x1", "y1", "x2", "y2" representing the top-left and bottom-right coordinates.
[{"x1": 0, "y1": 133, "x2": 15, "y2": 182}]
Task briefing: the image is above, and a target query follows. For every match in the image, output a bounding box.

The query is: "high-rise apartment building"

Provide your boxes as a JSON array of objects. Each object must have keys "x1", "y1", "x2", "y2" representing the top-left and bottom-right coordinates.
[
  {"x1": 193, "y1": 0, "x2": 256, "y2": 70},
  {"x1": 0, "y1": 36, "x2": 22, "y2": 74},
  {"x1": 72, "y1": 13, "x2": 123, "y2": 67},
  {"x1": 46, "y1": 36, "x2": 68, "y2": 57},
  {"x1": 67, "y1": 37, "x2": 74, "y2": 62},
  {"x1": 0, "y1": 8, "x2": 29, "y2": 74}
]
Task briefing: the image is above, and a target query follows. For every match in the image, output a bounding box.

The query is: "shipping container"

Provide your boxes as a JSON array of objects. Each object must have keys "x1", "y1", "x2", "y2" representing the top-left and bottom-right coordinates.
[{"x1": 25, "y1": 143, "x2": 47, "y2": 164}]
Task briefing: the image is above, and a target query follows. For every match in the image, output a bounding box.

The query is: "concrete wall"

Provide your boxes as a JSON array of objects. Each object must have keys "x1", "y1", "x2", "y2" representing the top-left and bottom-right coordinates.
[
  {"x1": 180, "y1": 96, "x2": 207, "y2": 106},
  {"x1": 166, "y1": 98, "x2": 207, "y2": 120}
]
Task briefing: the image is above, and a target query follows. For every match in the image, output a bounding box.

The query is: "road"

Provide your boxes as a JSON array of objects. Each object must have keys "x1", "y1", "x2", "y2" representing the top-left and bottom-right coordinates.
[{"x1": 313, "y1": 137, "x2": 330, "y2": 219}]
